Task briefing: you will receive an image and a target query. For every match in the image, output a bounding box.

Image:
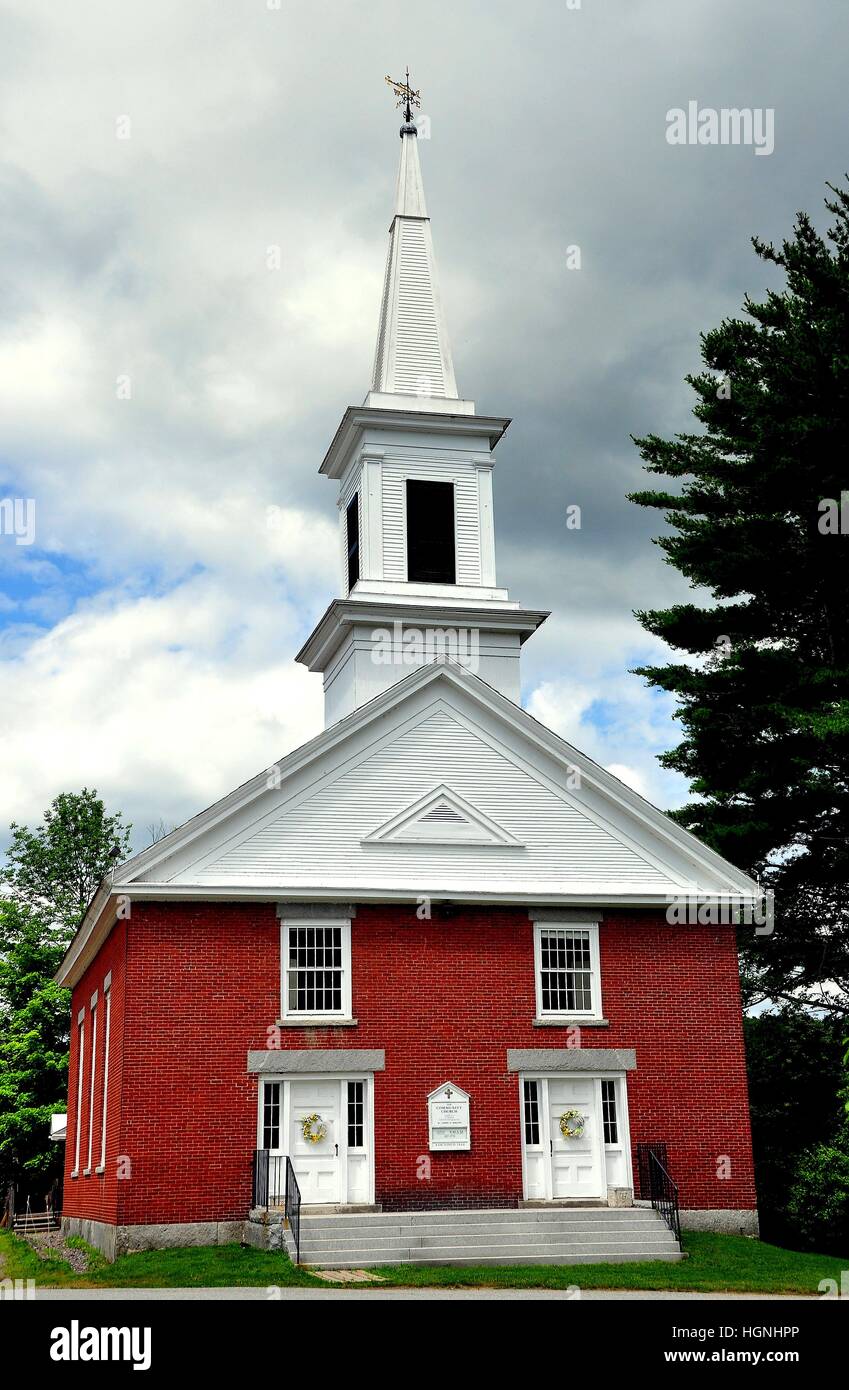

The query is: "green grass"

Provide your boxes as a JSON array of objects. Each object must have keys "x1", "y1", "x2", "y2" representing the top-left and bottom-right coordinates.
[
  {"x1": 0, "y1": 1228, "x2": 844, "y2": 1293},
  {"x1": 0, "y1": 1230, "x2": 321, "y2": 1289},
  {"x1": 362, "y1": 1232, "x2": 848, "y2": 1293}
]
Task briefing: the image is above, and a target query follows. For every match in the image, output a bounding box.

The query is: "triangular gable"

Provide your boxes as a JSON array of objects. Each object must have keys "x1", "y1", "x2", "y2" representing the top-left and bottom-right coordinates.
[
  {"x1": 179, "y1": 702, "x2": 670, "y2": 888},
  {"x1": 363, "y1": 784, "x2": 523, "y2": 847},
  {"x1": 116, "y1": 662, "x2": 759, "y2": 899}
]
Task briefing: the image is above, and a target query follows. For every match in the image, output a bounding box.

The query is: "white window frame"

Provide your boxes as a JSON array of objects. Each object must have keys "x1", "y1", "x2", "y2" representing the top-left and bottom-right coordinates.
[
  {"x1": 518, "y1": 1071, "x2": 633, "y2": 1201},
  {"x1": 255, "y1": 1073, "x2": 375, "y2": 1205},
  {"x1": 84, "y1": 992, "x2": 98, "y2": 1174},
  {"x1": 279, "y1": 918, "x2": 353, "y2": 1023},
  {"x1": 533, "y1": 921, "x2": 603, "y2": 1021},
  {"x1": 97, "y1": 973, "x2": 112, "y2": 1174},
  {"x1": 71, "y1": 1008, "x2": 85, "y2": 1178}
]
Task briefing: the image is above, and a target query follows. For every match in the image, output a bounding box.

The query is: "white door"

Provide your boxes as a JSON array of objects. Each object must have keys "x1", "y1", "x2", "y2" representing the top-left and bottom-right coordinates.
[
  {"x1": 547, "y1": 1077, "x2": 604, "y2": 1199},
  {"x1": 288, "y1": 1080, "x2": 342, "y2": 1203},
  {"x1": 521, "y1": 1076, "x2": 606, "y2": 1200}
]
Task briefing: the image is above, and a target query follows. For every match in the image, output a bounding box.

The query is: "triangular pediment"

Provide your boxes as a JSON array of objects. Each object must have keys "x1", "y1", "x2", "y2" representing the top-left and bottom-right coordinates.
[
  {"x1": 113, "y1": 665, "x2": 758, "y2": 903},
  {"x1": 363, "y1": 784, "x2": 523, "y2": 847}
]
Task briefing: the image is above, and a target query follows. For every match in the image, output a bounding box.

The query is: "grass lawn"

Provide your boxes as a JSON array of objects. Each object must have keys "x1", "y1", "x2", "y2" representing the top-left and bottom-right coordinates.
[{"x1": 0, "y1": 1228, "x2": 844, "y2": 1294}]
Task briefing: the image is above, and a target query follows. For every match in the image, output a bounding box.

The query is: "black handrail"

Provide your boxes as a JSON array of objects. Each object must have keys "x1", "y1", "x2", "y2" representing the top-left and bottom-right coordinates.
[
  {"x1": 251, "y1": 1150, "x2": 301, "y2": 1264},
  {"x1": 636, "y1": 1141, "x2": 669, "y2": 1199},
  {"x1": 284, "y1": 1156, "x2": 302, "y2": 1265},
  {"x1": 645, "y1": 1148, "x2": 681, "y2": 1244},
  {"x1": 252, "y1": 1148, "x2": 269, "y2": 1209}
]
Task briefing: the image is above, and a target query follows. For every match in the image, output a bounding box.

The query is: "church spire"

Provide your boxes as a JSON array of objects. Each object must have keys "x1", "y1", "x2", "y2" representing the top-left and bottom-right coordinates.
[{"x1": 371, "y1": 72, "x2": 458, "y2": 402}]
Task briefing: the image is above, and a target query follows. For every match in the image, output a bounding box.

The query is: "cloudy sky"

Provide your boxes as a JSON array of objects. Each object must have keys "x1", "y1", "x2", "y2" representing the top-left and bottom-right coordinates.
[{"x1": 0, "y1": 0, "x2": 845, "y2": 850}]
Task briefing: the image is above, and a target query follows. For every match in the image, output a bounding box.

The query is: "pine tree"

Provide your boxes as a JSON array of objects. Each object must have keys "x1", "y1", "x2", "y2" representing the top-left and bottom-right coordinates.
[{"x1": 630, "y1": 182, "x2": 849, "y2": 1014}]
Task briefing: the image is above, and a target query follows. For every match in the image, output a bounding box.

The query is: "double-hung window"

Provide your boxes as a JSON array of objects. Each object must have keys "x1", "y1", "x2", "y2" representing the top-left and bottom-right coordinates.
[
  {"x1": 533, "y1": 922, "x2": 602, "y2": 1020},
  {"x1": 98, "y1": 973, "x2": 112, "y2": 1173},
  {"x1": 85, "y1": 992, "x2": 98, "y2": 1174},
  {"x1": 71, "y1": 1009, "x2": 85, "y2": 1177},
  {"x1": 280, "y1": 919, "x2": 352, "y2": 1022}
]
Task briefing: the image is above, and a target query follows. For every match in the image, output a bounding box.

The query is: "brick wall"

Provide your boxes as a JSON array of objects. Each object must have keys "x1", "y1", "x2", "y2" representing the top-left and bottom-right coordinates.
[
  {"x1": 62, "y1": 920, "x2": 127, "y2": 1225},
  {"x1": 63, "y1": 902, "x2": 757, "y2": 1225}
]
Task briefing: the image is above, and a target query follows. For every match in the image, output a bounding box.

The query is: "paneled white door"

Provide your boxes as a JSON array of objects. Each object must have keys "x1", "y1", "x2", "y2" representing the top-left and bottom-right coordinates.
[
  {"x1": 521, "y1": 1076, "x2": 606, "y2": 1200},
  {"x1": 288, "y1": 1080, "x2": 341, "y2": 1203},
  {"x1": 547, "y1": 1077, "x2": 603, "y2": 1199}
]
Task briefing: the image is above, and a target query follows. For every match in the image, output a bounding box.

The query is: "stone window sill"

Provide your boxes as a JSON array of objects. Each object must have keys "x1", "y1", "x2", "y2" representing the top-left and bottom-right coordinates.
[
  {"x1": 533, "y1": 1016, "x2": 610, "y2": 1028},
  {"x1": 70, "y1": 1170, "x2": 79, "y2": 1180},
  {"x1": 95, "y1": 1165, "x2": 105, "y2": 1176},
  {"x1": 82, "y1": 1168, "x2": 91, "y2": 1176},
  {"x1": 276, "y1": 1017, "x2": 359, "y2": 1028}
]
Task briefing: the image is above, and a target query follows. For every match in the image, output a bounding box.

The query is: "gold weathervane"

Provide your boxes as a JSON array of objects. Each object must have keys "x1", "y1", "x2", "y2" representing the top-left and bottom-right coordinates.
[{"x1": 385, "y1": 67, "x2": 420, "y2": 124}]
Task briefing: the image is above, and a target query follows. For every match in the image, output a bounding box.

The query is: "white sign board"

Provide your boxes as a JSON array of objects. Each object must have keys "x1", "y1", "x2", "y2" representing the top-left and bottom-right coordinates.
[{"x1": 428, "y1": 1082, "x2": 471, "y2": 1151}]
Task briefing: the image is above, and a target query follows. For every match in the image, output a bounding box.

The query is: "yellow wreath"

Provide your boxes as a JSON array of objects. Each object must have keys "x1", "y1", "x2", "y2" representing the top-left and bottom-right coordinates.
[
  {"x1": 559, "y1": 1109, "x2": 585, "y2": 1140},
  {"x1": 301, "y1": 1112, "x2": 327, "y2": 1144}
]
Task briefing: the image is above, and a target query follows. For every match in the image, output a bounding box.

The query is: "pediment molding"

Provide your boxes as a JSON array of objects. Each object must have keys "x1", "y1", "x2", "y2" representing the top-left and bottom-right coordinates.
[{"x1": 362, "y1": 783, "x2": 523, "y2": 847}]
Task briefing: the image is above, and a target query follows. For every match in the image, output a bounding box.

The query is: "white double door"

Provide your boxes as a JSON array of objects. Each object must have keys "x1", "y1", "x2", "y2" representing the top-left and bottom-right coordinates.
[{"x1": 521, "y1": 1076, "x2": 606, "y2": 1201}]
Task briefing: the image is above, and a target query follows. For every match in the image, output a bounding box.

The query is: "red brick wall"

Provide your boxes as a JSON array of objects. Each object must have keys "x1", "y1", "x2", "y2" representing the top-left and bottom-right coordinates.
[
  {"x1": 62, "y1": 920, "x2": 127, "y2": 1225},
  {"x1": 62, "y1": 902, "x2": 757, "y2": 1225}
]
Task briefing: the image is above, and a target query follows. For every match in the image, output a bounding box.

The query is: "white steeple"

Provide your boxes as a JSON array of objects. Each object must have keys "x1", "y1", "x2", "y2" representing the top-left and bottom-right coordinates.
[
  {"x1": 370, "y1": 124, "x2": 458, "y2": 402},
  {"x1": 297, "y1": 80, "x2": 548, "y2": 725}
]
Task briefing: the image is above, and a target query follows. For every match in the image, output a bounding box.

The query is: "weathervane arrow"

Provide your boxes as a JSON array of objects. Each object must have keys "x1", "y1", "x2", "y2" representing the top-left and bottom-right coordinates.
[{"x1": 385, "y1": 66, "x2": 421, "y2": 126}]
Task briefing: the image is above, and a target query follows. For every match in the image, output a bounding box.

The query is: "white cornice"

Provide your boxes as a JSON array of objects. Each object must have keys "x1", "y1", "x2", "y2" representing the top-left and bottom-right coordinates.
[
  {"x1": 295, "y1": 599, "x2": 549, "y2": 673},
  {"x1": 319, "y1": 406, "x2": 511, "y2": 480}
]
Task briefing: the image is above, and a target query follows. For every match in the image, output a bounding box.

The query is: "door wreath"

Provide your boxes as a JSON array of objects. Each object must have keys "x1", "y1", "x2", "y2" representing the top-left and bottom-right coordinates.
[
  {"x1": 558, "y1": 1109, "x2": 585, "y2": 1140},
  {"x1": 301, "y1": 1113, "x2": 327, "y2": 1144}
]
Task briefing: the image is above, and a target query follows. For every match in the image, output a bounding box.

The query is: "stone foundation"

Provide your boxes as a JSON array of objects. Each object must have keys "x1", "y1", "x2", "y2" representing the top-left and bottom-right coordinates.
[
  {"x1": 678, "y1": 1208, "x2": 760, "y2": 1237},
  {"x1": 62, "y1": 1215, "x2": 246, "y2": 1264},
  {"x1": 244, "y1": 1209, "x2": 297, "y2": 1257}
]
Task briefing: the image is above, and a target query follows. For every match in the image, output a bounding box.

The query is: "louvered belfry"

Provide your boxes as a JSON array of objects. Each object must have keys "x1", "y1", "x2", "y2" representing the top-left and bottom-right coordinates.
[
  {"x1": 296, "y1": 102, "x2": 550, "y2": 726},
  {"x1": 371, "y1": 127, "x2": 458, "y2": 400}
]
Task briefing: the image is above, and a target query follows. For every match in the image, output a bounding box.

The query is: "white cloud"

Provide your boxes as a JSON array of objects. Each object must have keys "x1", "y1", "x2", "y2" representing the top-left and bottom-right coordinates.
[
  {"x1": 0, "y1": 573, "x2": 324, "y2": 844},
  {"x1": 526, "y1": 672, "x2": 687, "y2": 812}
]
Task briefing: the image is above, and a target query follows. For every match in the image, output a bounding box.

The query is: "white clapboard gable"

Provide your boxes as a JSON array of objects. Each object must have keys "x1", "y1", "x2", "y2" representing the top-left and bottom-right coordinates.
[{"x1": 119, "y1": 663, "x2": 759, "y2": 905}]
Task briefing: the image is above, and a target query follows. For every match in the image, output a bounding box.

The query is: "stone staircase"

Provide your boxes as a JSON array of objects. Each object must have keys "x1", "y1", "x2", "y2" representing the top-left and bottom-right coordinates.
[{"x1": 297, "y1": 1205, "x2": 682, "y2": 1268}]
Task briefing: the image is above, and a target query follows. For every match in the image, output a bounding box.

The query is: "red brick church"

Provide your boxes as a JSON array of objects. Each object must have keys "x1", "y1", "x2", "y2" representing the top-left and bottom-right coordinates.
[{"x1": 56, "y1": 95, "x2": 759, "y2": 1266}]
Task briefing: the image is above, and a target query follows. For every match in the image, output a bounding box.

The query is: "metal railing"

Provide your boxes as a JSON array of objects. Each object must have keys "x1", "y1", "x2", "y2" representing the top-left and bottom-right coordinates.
[
  {"x1": 636, "y1": 1141, "x2": 669, "y2": 1199},
  {"x1": 284, "y1": 1156, "x2": 301, "y2": 1266},
  {"x1": 252, "y1": 1147, "x2": 269, "y2": 1208},
  {"x1": 251, "y1": 1151, "x2": 302, "y2": 1264},
  {"x1": 641, "y1": 1146, "x2": 681, "y2": 1244}
]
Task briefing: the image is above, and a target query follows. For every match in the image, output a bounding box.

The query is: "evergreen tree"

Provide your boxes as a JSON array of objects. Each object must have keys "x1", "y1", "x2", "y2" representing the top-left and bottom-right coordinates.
[
  {"x1": 630, "y1": 182, "x2": 849, "y2": 1014},
  {"x1": 744, "y1": 1011, "x2": 844, "y2": 1247}
]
